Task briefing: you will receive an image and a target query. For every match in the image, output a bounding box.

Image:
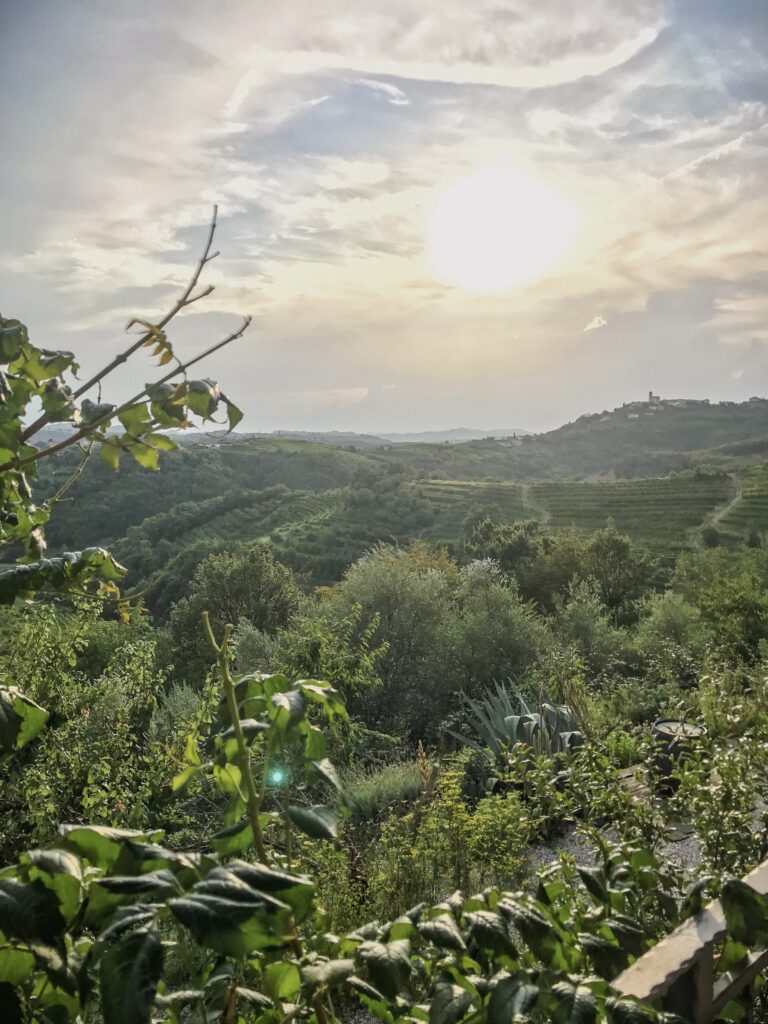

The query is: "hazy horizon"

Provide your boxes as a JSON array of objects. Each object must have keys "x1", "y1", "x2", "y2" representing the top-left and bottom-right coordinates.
[{"x1": 2, "y1": 1, "x2": 767, "y2": 434}]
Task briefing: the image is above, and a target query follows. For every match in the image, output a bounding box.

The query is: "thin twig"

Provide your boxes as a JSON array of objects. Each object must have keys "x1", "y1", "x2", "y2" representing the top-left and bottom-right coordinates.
[
  {"x1": 2, "y1": 316, "x2": 251, "y2": 474},
  {"x1": 20, "y1": 206, "x2": 221, "y2": 443},
  {"x1": 50, "y1": 440, "x2": 93, "y2": 504},
  {"x1": 203, "y1": 612, "x2": 270, "y2": 864}
]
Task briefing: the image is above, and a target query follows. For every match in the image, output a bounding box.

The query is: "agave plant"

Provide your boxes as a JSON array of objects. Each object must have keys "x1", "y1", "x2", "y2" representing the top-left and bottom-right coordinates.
[{"x1": 452, "y1": 679, "x2": 583, "y2": 756}]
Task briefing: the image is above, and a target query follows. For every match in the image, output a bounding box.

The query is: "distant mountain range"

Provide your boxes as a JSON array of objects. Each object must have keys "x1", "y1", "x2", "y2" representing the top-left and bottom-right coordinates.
[
  {"x1": 230, "y1": 427, "x2": 530, "y2": 447},
  {"x1": 378, "y1": 427, "x2": 530, "y2": 444},
  {"x1": 32, "y1": 424, "x2": 530, "y2": 449}
]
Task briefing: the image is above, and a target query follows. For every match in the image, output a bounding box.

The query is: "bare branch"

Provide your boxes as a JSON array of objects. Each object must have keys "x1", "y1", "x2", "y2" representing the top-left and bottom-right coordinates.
[
  {"x1": 20, "y1": 205, "x2": 221, "y2": 444},
  {"x1": 51, "y1": 440, "x2": 94, "y2": 504}
]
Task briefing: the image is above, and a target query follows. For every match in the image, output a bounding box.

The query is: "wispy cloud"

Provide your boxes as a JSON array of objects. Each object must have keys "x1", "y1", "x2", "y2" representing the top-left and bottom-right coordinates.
[
  {"x1": 354, "y1": 79, "x2": 410, "y2": 106},
  {"x1": 1, "y1": 0, "x2": 767, "y2": 431},
  {"x1": 286, "y1": 387, "x2": 370, "y2": 408},
  {"x1": 583, "y1": 315, "x2": 607, "y2": 332}
]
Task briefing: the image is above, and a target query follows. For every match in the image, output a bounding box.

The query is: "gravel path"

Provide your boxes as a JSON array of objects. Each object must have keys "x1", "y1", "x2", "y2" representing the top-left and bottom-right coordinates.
[{"x1": 526, "y1": 823, "x2": 702, "y2": 878}]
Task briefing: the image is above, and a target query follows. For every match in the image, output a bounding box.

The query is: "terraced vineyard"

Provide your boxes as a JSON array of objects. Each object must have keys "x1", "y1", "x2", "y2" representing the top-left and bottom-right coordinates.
[
  {"x1": 271, "y1": 483, "x2": 435, "y2": 584},
  {"x1": 115, "y1": 488, "x2": 344, "y2": 612},
  {"x1": 102, "y1": 455, "x2": 765, "y2": 608},
  {"x1": 417, "y1": 479, "x2": 527, "y2": 541},
  {"x1": 528, "y1": 473, "x2": 735, "y2": 548},
  {"x1": 715, "y1": 466, "x2": 768, "y2": 544}
]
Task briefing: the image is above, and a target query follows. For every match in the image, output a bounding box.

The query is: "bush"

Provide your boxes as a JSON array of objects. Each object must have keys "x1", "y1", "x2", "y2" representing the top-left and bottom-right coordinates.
[
  {"x1": 168, "y1": 545, "x2": 301, "y2": 681},
  {"x1": 468, "y1": 791, "x2": 536, "y2": 887},
  {"x1": 604, "y1": 728, "x2": 641, "y2": 767},
  {"x1": 702, "y1": 524, "x2": 721, "y2": 547},
  {"x1": 343, "y1": 760, "x2": 422, "y2": 823}
]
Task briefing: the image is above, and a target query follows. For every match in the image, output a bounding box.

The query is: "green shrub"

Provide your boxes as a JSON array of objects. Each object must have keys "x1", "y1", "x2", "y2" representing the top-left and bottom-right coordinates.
[
  {"x1": 343, "y1": 760, "x2": 422, "y2": 823},
  {"x1": 604, "y1": 729, "x2": 641, "y2": 767},
  {"x1": 468, "y1": 791, "x2": 536, "y2": 887},
  {"x1": 364, "y1": 756, "x2": 535, "y2": 917}
]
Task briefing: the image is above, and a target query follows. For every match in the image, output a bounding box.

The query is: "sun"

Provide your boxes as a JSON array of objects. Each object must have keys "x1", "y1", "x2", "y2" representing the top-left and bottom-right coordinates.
[{"x1": 428, "y1": 163, "x2": 578, "y2": 292}]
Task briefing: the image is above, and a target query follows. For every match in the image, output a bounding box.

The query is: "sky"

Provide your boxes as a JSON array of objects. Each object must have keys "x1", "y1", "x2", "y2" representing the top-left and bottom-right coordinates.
[{"x1": 1, "y1": 0, "x2": 767, "y2": 433}]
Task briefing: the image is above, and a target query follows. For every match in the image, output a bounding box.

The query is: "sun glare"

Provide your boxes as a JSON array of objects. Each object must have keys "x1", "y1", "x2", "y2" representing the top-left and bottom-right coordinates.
[{"x1": 428, "y1": 164, "x2": 578, "y2": 292}]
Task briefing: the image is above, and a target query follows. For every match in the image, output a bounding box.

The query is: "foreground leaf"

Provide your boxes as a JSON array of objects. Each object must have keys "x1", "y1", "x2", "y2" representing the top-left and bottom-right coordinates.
[{"x1": 99, "y1": 928, "x2": 163, "y2": 1024}]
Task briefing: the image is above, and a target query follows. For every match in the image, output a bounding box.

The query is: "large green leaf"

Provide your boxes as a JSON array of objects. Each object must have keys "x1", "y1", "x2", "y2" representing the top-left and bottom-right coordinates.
[
  {"x1": 418, "y1": 913, "x2": 467, "y2": 952},
  {"x1": 86, "y1": 869, "x2": 183, "y2": 927},
  {"x1": 97, "y1": 905, "x2": 158, "y2": 945},
  {"x1": 721, "y1": 879, "x2": 768, "y2": 946},
  {"x1": 0, "y1": 948, "x2": 35, "y2": 985},
  {"x1": 0, "y1": 686, "x2": 48, "y2": 751},
  {"x1": 464, "y1": 911, "x2": 517, "y2": 958},
  {"x1": 126, "y1": 442, "x2": 159, "y2": 471},
  {"x1": 498, "y1": 897, "x2": 570, "y2": 970},
  {"x1": 0, "y1": 320, "x2": 28, "y2": 362},
  {"x1": 579, "y1": 932, "x2": 627, "y2": 977},
  {"x1": 187, "y1": 378, "x2": 220, "y2": 418},
  {"x1": 264, "y1": 960, "x2": 301, "y2": 1000},
  {"x1": 356, "y1": 939, "x2": 411, "y2": 999},
  {"x1": 21, "y1": 849, "x2": 82, "y2": 921},
  {"x1": 551, "y1": 980, "x2": 599, "y2": 1024},
  {"x1": 0, "y1": 879, "x2": 64, "y2": 945},
  {"x1": 117, "y1": 402, "x2": 152, "y2": 435},
  {"x1": 15, "y1": 346, "x2": 77, "y2": 383},
  {"x1": 578, "y1": 867, "x2": 610, "y2": 905},
  {"x1": 429, "y1": 983, "x2": 473, "y2": 1024},
  {"x1": 169, "y1": 875, "x2": 292, "y2": 957},
  {"x1": 270, "y1": 689, "x2": 306, "y2": 732},
  {"x1": 302, "y1": 958, "x2": 356, "y2": 989},
  {"x1": 211, "y1": 819, "x2": 255, "y2": 856},
  {"x1": 99, "y1": 928, "x2": 162, "y2": 1024},
  {"x1": 224, "y1": 861, "x2": 315, "y2": 921},
  {"x1": 309, "y1": 758, "x2": 342, "y2": 791},
  {"x1": 287, "y1": 804, "x2": 337, "y2": 841},
  {"x1": 488, "y1": 976, "x2": 539, "y2": 1024},
  {"x1": 59, "y1": 825, "x2": 164, "y2": 872}
]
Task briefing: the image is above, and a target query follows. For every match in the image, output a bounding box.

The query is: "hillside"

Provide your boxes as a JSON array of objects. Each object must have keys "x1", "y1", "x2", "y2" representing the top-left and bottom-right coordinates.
[
  {"x1": 33, "y1": 397, "x2": 768, "y2": 605},
  {"x1": 39, "y1": 437, "x2": 368, "y2": 551},
  {"x1": 379, "y1": 399, "x2": 768, "y2": 480}
]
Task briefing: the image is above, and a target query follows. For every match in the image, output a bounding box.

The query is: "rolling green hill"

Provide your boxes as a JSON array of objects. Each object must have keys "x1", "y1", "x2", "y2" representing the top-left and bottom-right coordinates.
[
  {"x1": 39, "y1": 438, "x2": 369, "y2": 551},
  {"x1": 31, "y1": 398, "x2": 768, "y2": 608},
  {"x1": 378, "y1": 401, "x2": 768, "y2": 481}
]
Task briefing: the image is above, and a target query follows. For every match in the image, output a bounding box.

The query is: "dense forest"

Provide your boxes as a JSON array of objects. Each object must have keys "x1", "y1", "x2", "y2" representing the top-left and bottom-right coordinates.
[{"x1": 2, "y1": 302, "x2": 768, "y2": 1024}]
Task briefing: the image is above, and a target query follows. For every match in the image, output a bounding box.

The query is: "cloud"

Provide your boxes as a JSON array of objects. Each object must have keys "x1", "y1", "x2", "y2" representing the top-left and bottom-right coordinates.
[
  {"x1": 1, "y1": 0, "x2": 767, "y2": 432},
  {"x1": 583, "y1": 315, "x2": 607, "y2": 332},
  {"x1": 285, "y1": 387, "x2": 370, "y2": 408},
  {"x1": 354, "y1": 79, "x2": 409, "y2": 106}
]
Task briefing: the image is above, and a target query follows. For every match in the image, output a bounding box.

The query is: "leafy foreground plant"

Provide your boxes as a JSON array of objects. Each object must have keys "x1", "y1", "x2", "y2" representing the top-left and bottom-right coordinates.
[
  {"x1": 2, "y1": 617, "x2": 766, "y2": 1024},
  {"x1": 0, "y1": 206, "x2": 247, "y2": 605}
]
